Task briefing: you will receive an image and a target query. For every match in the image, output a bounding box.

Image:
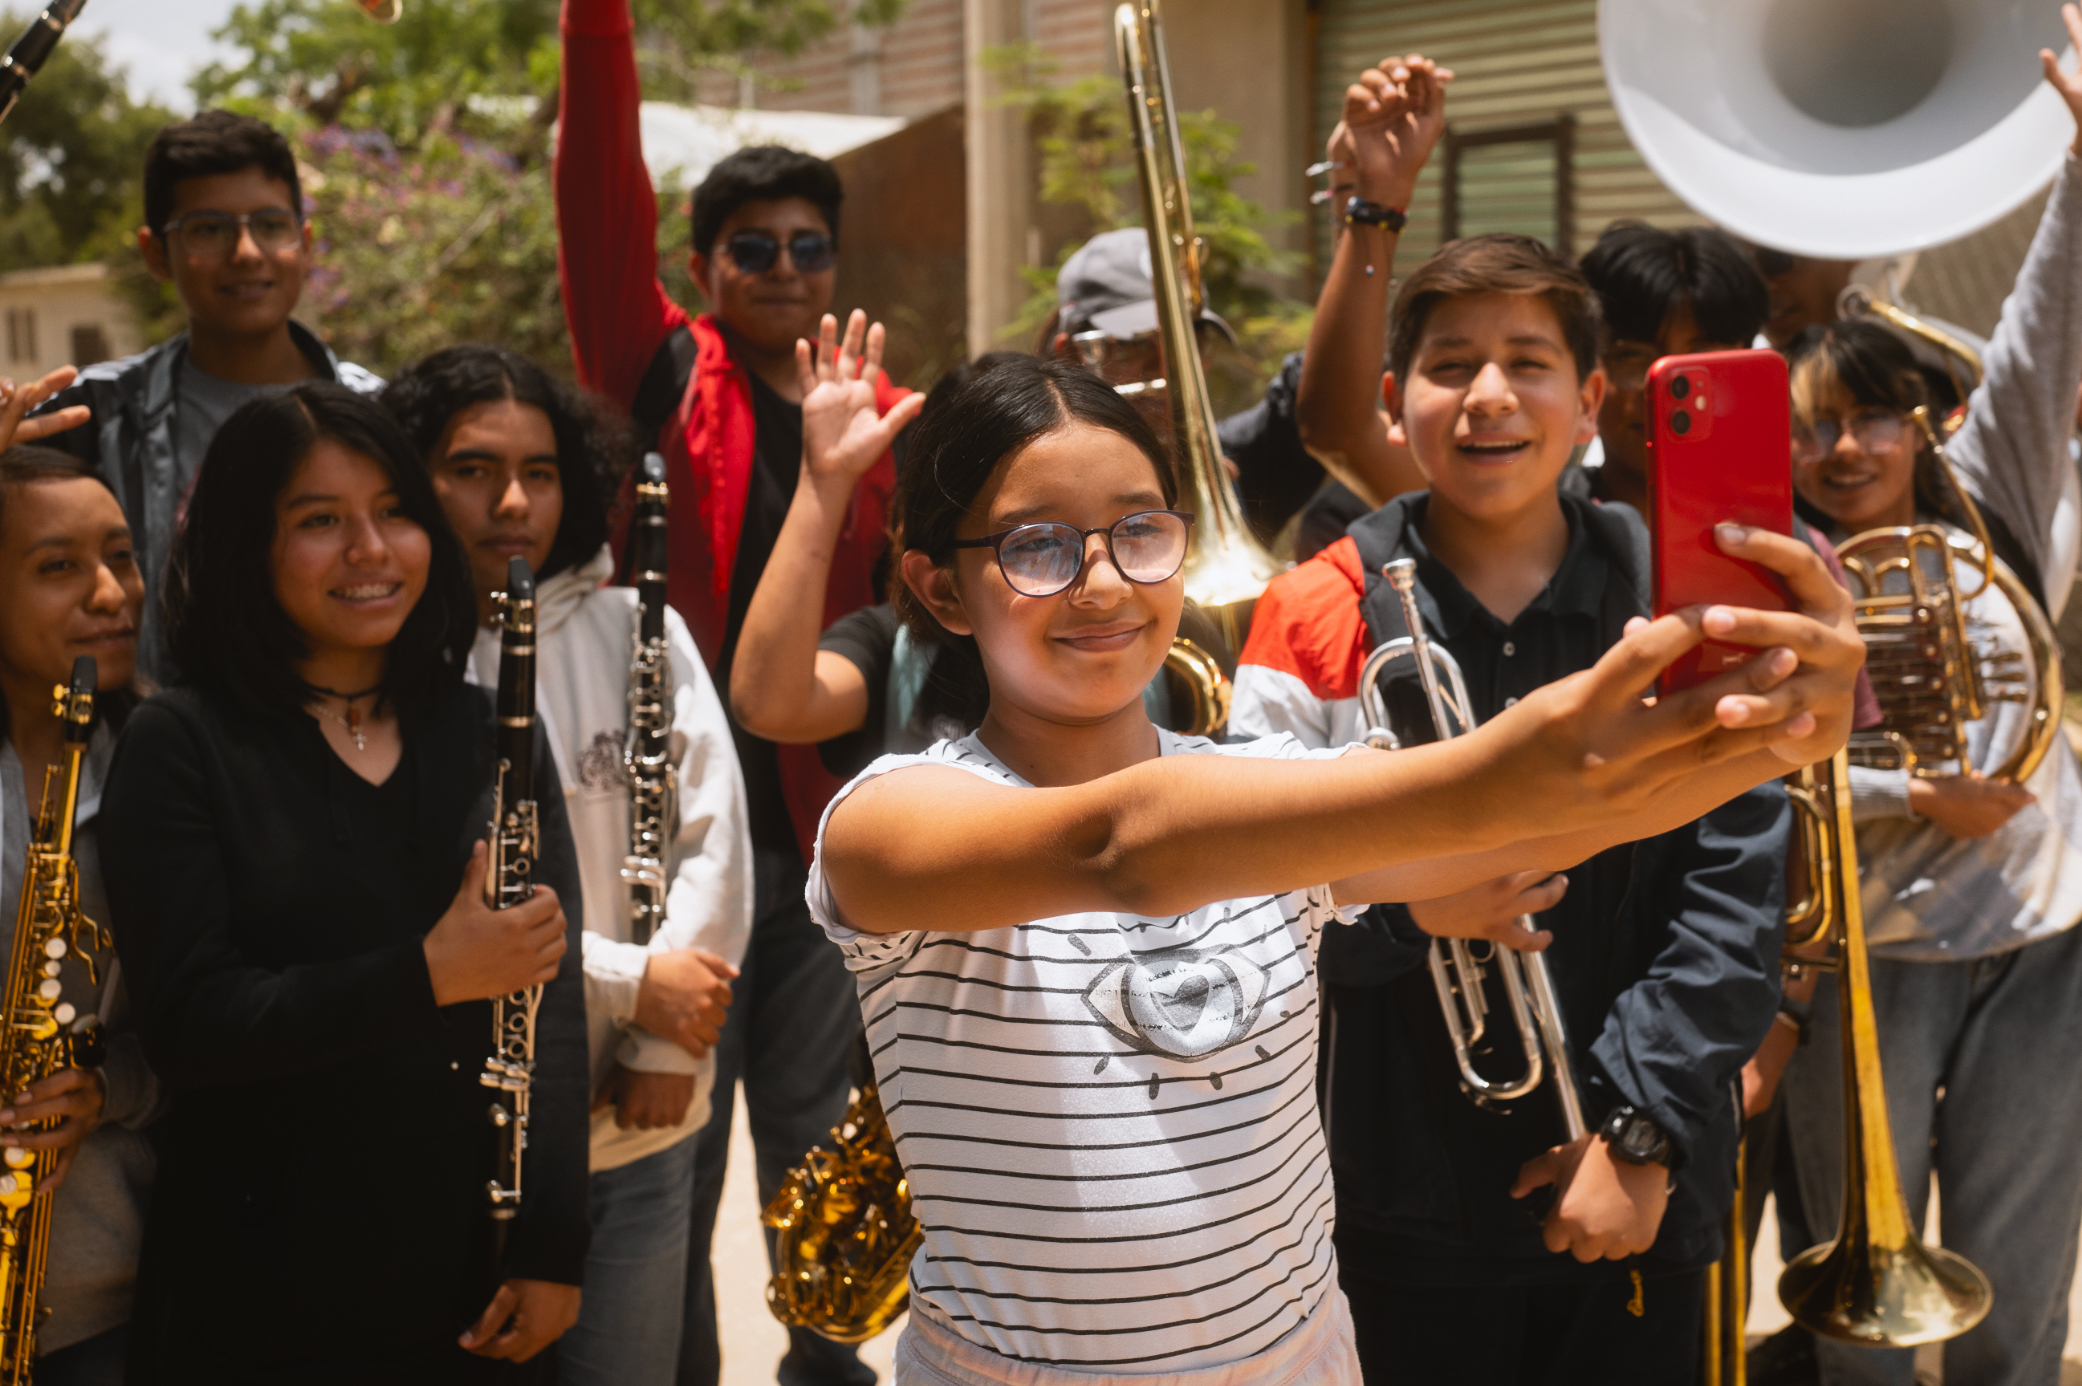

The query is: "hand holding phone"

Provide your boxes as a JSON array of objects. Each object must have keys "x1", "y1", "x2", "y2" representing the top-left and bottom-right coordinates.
[{"x1": 1646, "y1": 349, "x2": 1796, "y2": 693}]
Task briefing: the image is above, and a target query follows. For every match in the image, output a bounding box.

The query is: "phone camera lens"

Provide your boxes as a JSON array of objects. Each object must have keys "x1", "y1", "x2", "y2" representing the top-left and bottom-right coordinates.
[
  {"x1": 1669, "y1": 374, "x2": 1692, "y2": 400},
  {"x1": 1671, "y1": 410, "x2": 1692, "y2": 436}
]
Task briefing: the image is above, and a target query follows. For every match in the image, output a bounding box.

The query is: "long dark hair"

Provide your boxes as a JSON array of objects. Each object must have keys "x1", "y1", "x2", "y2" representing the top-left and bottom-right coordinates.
[
  {"x1": 163, "y1": 383, "x2": 476, "y2": 717},
  {"x1": 379, "y1": 345, "x2": 631, "y2": 582},
  {"x1": 0, "y1": 445, "x2": 142, "y2": 744},
  {"x1": 1785, "y1": 318, "x2": 1970, "y2": 532},
  {"x1": 891, "y1": 354, "x2": 1175, "y2": 647}
]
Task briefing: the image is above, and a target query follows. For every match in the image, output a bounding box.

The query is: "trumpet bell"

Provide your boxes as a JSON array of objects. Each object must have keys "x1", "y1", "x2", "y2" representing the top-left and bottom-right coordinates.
[
  {"x1": 1600, "y1": 0, "x2": 2073, "y2": 258},
  {"x1": 1780, "y1": 1235, "x2": 1993, "y2": 1347}
]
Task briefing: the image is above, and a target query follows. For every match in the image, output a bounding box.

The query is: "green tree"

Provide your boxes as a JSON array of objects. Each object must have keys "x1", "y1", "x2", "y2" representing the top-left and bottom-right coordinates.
[
  {"x1": 0, "y1": 15, "x2": 174, "y2": 270},
  {"x1": 988, "y1": 45, "x2": 1311, "y2": 414}
]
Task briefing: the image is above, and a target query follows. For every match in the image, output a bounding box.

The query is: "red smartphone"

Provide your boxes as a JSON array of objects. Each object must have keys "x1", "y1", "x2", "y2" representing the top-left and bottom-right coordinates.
[{"x1": 1645, "y1": 349, "x2": 1795, "y2": 694}]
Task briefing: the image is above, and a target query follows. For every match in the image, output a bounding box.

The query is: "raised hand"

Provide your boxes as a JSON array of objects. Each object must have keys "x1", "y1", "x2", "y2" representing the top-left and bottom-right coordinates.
[
  {"x1": 2041, "y1": 3, "x2": 2082, "y2": 153},
  {"x1": 0, "y1": 366, "x2": 90, "y2": 451},
  {"x1": 797, "y1": 309, "x2": 926, "y2": 492},
  {"x1": 1342, "y1": 53, "x2": 1455, "y2": 208}
]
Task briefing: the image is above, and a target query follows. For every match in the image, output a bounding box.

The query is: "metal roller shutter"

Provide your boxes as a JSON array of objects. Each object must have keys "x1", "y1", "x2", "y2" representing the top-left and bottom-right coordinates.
[{"x1": 1313, "y1": 0, "x2": 1696, "y2": 272}]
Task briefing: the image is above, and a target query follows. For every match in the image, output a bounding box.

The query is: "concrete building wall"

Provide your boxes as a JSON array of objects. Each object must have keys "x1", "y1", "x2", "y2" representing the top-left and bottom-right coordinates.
[{"x1": 0, "y1": 263, "x2": 141, "y2": 381}]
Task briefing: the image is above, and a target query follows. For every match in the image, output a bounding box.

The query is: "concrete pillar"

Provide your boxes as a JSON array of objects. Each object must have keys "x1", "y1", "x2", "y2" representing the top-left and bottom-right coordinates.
[
  {"x1": 963, "y1": 0, "x2": 1031, "y2": 356},
  {"x1": 1161, "y1": 0, "x2": 1311, "y2": 293}
]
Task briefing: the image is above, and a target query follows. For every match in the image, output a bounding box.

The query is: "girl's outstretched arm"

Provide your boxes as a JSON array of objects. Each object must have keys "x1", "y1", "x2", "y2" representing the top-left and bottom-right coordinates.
[{"x1": 826, "y1": 528, "x2": 1862, "y2": 932}]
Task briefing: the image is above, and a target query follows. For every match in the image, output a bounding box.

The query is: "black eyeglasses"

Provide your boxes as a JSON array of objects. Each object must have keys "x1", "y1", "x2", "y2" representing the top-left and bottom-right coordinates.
[
  {"x1": 952, "y1": 509, "x2": 1195, "y2": 598},
  {"x1": 721, "y1": 230, "x2": 836, "y2": 275},
  {"x1": 159, "y1": 208, "x2": 303, "y2": 258}
]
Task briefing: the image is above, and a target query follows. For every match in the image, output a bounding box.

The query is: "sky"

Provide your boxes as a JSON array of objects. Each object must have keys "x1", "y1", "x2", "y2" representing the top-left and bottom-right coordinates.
[{"x1": 67, "y1": 0, "x2": 245, "y2": 112}]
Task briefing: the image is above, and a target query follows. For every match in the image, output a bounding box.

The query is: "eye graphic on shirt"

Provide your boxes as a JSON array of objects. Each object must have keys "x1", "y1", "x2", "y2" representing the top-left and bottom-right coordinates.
[{"x1": 1081, "y1": 944, "x2": 1273, "y2": 1060}]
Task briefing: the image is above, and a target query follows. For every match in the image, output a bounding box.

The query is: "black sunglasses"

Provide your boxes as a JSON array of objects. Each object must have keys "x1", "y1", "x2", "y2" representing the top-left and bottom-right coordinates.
[
  {"x1": 952, "y1": 509, "x2": 1195, "y2": 598},
  {"x1": 722, "y1": 230, "x2": 836, "y2": 275}
]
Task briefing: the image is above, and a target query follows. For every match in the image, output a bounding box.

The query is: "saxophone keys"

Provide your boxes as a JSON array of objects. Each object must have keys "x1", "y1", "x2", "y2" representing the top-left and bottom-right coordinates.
[
  {"x1": 2, "y1": 1149, "x2": 30, "y2": 1170},
  {"x1": 40, "y1": 939, "x2": 63, "y2": 960}
]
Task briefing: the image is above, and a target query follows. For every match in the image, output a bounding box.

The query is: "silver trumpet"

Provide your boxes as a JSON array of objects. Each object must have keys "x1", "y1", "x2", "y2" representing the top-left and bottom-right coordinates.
[{"x1": 1360, "y1": 558, "x2": 1586, "y2": 1138}]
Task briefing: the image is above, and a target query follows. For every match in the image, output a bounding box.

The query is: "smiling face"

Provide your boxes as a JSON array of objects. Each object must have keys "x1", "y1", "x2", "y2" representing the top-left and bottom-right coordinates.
[
  {"x1": 426, "y1": 398, "x2": 562, "y2": 623},
  {"x1": 1388, "y1": 292, "x2": 1604, "y2": 523},
  {"x1": 0, "y1": 477, "x2": 142, "y2": 705},
  {"x1": 1790, "y1": 376, "x2": 1920, "y2": 533},
  {"x1": 904, "y1": 422, "x2": 1181, "y2": 730},
  {"x1": 688, "y1": 196, "x2": 835, "y2": 355},
  {"x1": 270, "y1": 440, "x2": 432, "y2": 661},
  {"x1": 139, "y1": 167, "x2": 311, "y2": 342}
]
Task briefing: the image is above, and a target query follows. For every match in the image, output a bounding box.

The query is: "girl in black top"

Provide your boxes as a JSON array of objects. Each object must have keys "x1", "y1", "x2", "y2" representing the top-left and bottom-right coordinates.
[{"x1": 99, "y1": 384, "x2": 589, "y2": 1382}]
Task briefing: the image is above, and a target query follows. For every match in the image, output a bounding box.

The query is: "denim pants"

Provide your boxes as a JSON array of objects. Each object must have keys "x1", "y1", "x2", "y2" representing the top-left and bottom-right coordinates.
[
  {"x1": 678, "y1": 850, "x2": 869, "y2": 1386},
  {"x1": 1781, "y1": 921, "x2": 2082, "y2": 1386},
  {"x1": 560, "y1": 1134, "x2": 701, "y2": 1386}
]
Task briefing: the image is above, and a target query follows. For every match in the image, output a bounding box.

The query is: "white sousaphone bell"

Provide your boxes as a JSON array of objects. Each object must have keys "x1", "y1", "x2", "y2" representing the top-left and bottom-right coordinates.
[{"x1": 1600, "y1": 0, "x2": 2075, "y2": 259}]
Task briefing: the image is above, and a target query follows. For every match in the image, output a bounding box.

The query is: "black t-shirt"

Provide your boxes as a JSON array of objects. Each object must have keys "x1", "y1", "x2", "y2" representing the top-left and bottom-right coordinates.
[
  {"x1": 816, "y1": 604, "x2": 990, "y2": 780},
  {"x1": 717, "y1": 371, "x2": 811, "y2": 861},
  {"x1": 1216, "y1": 350, "x2": 1324, "y2": 544}
]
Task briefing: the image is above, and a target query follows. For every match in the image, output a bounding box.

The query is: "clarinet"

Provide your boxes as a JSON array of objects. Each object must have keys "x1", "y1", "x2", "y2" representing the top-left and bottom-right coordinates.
[
  {"x1": 621, "y1": 453, "x2": 675, "y2": 946},
  {"x1": 480, "y1": 558, "x2": 541, "y2": 1287},
  {"x1": 0, "y1": 0, "x2": 88, "y2": 126},
  {"x1": 0, "y1": 657, "x2": 106, "y2": 1383}
]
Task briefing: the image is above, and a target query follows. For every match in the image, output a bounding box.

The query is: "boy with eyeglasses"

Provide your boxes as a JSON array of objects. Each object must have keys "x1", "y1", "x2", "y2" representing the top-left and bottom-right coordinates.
[
  {"x1": 34, "y1": 110, "x2": 381, "y2": 682},
  {"x1": 556, "y1": 2, "x2": 911, "y2": 1382}
]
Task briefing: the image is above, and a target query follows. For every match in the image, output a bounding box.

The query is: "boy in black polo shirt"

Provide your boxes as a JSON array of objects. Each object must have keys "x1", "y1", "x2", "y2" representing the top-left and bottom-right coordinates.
[{"x1": 1232, "y1": 146, "x2": 1788, "y2": 1383}]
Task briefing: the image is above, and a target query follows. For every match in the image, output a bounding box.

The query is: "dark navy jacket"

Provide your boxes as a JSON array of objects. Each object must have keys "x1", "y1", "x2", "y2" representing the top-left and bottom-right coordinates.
[{"x1": 1319, "y1": 491, "x2": 1789, "y2": 1285}]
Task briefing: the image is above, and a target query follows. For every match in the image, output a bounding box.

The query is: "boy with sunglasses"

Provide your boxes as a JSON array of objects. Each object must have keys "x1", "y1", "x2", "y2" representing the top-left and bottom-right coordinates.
[
  {"x1": 33, "y1": 110, "x2": 381, "y2": 682},
  {"x1": 556, "y1": 3, "x2": 913, "y2": 1382},
  {"x1": 1230, "y1": 60, "x2": 1789, "y2": 1384}
]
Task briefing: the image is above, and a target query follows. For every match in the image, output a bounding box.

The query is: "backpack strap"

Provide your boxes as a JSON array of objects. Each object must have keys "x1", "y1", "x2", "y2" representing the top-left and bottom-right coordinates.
[{"x1": 629, "y1": 322, "x2": 698, "y2": 454}]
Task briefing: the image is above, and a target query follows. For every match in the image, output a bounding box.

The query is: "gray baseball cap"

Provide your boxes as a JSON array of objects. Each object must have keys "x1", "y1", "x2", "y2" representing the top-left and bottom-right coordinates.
[{"x1": 1056, "y1": 227, "x2": 1235, "y2": 342}]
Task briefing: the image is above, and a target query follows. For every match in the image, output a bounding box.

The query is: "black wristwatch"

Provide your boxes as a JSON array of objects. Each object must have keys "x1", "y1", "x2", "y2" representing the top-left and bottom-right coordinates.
[
  {"x1": 1343, "y1": 196, "x2": 1408, "y2": 232},
  {"x1": 1600, "y1": 1105, "x2": 1680, "y2": 1170}
]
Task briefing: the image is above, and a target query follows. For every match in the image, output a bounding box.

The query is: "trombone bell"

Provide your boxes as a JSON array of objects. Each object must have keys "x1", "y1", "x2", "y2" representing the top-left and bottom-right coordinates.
[{"x1": 1776, "y1": 753, "x2": 1993, "y2": 1346}]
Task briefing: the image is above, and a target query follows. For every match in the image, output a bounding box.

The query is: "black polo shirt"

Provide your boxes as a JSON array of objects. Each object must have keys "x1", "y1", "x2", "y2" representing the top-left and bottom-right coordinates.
[{"x1": 1372, "y1": 494, "x2": 1611, "y2": 739}]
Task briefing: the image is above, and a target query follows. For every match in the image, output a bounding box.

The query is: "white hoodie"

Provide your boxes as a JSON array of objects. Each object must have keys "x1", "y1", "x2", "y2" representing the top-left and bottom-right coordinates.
[{"x1": 468, "y1": 547, "x2": 754, "y2": 1172}]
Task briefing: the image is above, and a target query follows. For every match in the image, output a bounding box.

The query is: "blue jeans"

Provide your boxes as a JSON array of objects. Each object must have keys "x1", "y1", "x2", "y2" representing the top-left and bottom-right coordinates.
[
  {"x1": 561, "y1": 1135, "x2": 700, "y2": 1386},
  {"x1": 39, "y1": 1324, "x2": 127, "y2": 1386},
  {"x1": 1782, "y1": 921, "x2": 2082, "y2": 1386},
  {"x1": 678, "y1": 851, "x2": 869, "y2": 1386}
]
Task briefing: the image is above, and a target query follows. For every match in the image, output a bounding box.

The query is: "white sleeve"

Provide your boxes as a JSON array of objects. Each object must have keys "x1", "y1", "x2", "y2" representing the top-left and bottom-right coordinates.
[
  {"x1": 615, "y1": 608, "x2": 756, "y2": 1074},
  {"x1": 1946, "y1": 154, "x2": 2082, "y2": 582},
  {"x1": 1230, "y1": 663, "x2": 1343, "y2": 747}
]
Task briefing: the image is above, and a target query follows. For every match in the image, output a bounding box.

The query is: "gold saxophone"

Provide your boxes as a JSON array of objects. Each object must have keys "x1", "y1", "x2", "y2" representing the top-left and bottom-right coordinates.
[
  {"x1": 0, "y1": 657, "x2": 110, "y2": 1382},
  {"x1": 762, "y1": 1080, "x2": 921, "y2": 1342}
]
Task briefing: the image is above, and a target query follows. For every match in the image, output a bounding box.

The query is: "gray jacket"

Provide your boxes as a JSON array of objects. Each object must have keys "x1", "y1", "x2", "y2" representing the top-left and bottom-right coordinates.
[
  {"x1": 33, "y1": 322, "x2": 382, "y2": 682},
  {"x1": 1845, "y1": 153, "x2": 2082, "y2": 961}
]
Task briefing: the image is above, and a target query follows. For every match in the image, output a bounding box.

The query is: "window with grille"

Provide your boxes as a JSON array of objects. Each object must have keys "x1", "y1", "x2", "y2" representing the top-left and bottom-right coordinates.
[{"x1": 1441, "y1": 115, "x2": 1575, "y2": 255}]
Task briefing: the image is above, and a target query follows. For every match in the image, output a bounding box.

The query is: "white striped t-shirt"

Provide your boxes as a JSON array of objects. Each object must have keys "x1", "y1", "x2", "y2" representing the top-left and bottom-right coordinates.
[{"x1": 807, "y1": 729, "x2": 1360, "y2": 1372}]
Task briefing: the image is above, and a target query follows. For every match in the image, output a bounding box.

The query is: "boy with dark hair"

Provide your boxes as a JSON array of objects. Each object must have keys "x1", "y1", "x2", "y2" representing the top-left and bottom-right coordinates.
[
  {"x1": 1232, "y1": 61, "x2": 1788, "y2": 1383},
  {"x1": 1577, "y1": 223, "x2": 1771, "y2": 514},
  {"x1": 556, "y1": 1, "x2": 909, "y2": 1381},
  {"x1": 37, "y1": 109, "x2": 381, "y2": 681}
]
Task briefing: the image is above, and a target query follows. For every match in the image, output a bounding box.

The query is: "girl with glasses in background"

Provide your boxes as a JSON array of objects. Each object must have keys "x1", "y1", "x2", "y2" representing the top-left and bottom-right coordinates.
[{"x1": 800, "y1": 352, "x2": 1862, "y2": 1384}]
